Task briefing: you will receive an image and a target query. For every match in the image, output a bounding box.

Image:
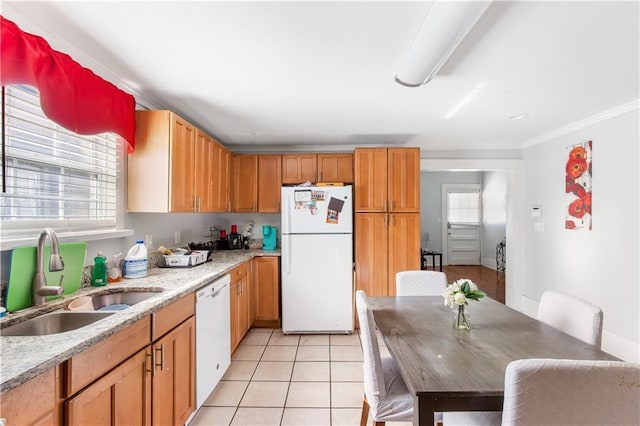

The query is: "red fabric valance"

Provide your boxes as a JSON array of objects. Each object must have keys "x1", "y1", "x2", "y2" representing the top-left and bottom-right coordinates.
[{"x1": 0, "y1": 16, "x2": 136, "y2": 151}]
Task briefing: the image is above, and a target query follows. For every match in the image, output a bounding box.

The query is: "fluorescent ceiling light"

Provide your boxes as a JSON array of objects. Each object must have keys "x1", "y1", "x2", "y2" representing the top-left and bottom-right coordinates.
[{"x1": 395, "y1": 1, "x2": 493, "y2": 87}]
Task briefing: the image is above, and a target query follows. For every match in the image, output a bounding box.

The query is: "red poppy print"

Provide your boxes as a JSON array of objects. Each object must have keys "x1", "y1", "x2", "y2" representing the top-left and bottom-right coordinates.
[
  {"x1": 568, "y1": 199, "x2": 586, "y2": 218},
  {"x1": 569, "y1": 146, "x2": 587, "y2": 160},
  {"x1": 565, "y1": 141, "x2": 592, "y2": 230},
  {"x1": 566, "y1": 158, "x2": 587, "y2": 179}
]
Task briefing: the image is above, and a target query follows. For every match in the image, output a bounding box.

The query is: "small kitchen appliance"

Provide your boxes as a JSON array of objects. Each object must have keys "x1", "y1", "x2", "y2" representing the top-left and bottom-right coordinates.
[
  {"x1": 262, "y1": 225, "x2": 277, "y2": 250},
  {"x1": 227, "y1": 225, "x2": 243, "y2": 250}
]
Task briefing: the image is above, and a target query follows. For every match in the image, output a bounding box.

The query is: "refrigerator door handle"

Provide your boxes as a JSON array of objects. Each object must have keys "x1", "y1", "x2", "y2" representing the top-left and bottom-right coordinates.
[
  {"x1": 282, "y1": 190, "x2": 291, "y2": 234},
  {"x1": 284, "y1": 234, "x2": 291, "y2": 275}
]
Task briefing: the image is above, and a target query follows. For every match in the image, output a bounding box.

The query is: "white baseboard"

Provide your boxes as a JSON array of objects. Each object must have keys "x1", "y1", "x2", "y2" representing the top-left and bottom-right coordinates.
[
  {"x1": 482, "y1": 257, "x2": 497, "y2": 270},
  {"x1": 602, "y1": 330, "x2": 640, "y2": 363}
]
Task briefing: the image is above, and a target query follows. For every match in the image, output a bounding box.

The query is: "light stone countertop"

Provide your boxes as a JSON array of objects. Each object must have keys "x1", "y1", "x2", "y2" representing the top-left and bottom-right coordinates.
[{"x1": 0, "y1": 249, "x2": 280, "y2": 393}]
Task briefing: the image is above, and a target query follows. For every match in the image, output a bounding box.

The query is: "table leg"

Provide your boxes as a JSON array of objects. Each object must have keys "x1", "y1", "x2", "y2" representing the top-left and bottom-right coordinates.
[
  {"x1": 416, "y1": 395, "x2": 435, "y2": 426},
  {"x1": 438, "y1": 254, "x2": 442, "y2": 272}
]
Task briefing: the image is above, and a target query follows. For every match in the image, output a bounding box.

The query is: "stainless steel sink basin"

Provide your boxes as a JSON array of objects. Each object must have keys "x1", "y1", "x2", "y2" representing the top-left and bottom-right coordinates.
[
  {"x1": 91, "y1": 290, "x2": 163, "y2": 311},
  {"x1": 1, "y1": 311, "x2": 114, "y2": 336}
]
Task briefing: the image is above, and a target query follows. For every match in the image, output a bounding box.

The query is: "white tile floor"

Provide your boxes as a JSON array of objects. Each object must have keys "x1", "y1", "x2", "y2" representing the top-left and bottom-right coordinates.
[{"x1": 189, "y1": 328, "x2": 412, "y2": 426}]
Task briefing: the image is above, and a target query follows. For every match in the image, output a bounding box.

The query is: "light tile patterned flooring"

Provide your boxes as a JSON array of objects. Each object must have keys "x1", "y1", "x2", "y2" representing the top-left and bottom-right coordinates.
[{"x1": 189, "y1": 328, "x2": 413, "y2": 426}]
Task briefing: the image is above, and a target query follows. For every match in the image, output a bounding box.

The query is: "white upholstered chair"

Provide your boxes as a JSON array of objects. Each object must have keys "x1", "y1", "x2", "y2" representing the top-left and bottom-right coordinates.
[
  {"x1": 444, "y1": 359, "x2": 640, "y2": 426},
  {"x1": 355, "y1": 290, "x2": 413, "y2": 426},
  {"x1": 536, "y1": 290, "x2": 603, "y2": 348},
  {"x1": 395, "y1": 270, "x2": 447, "y2": 296}
]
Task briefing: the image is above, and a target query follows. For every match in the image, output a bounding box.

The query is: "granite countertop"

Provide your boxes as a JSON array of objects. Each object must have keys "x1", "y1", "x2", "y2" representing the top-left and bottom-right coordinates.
[{"x1": 0, "y1": 249, "x2": 280, "y2": 393}]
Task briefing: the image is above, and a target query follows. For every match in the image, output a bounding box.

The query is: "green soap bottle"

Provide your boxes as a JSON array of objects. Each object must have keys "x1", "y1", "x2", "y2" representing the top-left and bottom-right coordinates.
[{"x1": 92, "y1": 252, "x2": 108, "y2": 286}]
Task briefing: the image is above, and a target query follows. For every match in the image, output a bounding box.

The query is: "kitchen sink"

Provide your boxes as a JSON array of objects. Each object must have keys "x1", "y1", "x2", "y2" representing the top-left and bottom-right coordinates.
[
  {"x1": 1, "y1": 311, "x2": 114, "y2": 336},
  {"x1": 91, "y1": 290, "x2": 164, "y2": 311}
]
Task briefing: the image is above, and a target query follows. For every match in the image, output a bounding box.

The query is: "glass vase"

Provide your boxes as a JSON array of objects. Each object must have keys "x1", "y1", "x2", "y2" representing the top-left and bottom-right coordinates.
[{"x1": 454, "y1": 304, "x2": 471, "y2": 329}]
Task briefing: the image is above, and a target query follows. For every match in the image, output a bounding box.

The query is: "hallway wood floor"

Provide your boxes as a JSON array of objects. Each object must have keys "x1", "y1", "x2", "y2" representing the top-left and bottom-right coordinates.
[{"x1": 442, "y1": 265, "x2": 505, "y2": 304}]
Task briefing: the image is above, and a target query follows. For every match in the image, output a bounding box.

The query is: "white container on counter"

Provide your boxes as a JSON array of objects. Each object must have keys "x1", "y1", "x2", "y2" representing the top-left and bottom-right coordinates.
[{"x1": 124, "y1": 240, "x2": 148, "y2": 278}]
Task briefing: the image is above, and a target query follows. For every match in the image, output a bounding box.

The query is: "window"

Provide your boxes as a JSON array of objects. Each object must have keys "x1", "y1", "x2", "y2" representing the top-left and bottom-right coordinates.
[
  {"x1": 1, "y1": 85, "x2": 122, "y2": 239},
  {"x1": 447, "y1": 189, "x2": 481, "y2": 224}
]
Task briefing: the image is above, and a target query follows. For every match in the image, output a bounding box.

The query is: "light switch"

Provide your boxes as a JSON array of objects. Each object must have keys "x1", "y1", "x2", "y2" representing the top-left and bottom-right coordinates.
[{"x1": 531, "y1": 205, "x2": 543, "y2": 218}]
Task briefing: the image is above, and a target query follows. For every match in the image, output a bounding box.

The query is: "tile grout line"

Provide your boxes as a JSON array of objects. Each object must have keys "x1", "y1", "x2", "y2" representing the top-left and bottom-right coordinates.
[{"x1": 229, "y1": 329, "x2": 274, "y2": 426}]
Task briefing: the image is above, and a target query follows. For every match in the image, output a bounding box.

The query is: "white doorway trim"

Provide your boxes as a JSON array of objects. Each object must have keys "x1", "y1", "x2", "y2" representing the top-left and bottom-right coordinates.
[
  {"x1": 421, "y1": 158, "x2": 524, "y2": 311},
  {"x1": 441, "y1": 183, "x2": 482, "y2": 266}
]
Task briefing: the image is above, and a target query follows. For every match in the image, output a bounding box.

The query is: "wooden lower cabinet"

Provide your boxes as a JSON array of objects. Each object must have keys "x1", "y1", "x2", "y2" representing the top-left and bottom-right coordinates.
[
  {"x1": 230, "y1": 278, "x2": 250, "y2": 353},
  {"x1": 355, "y1": 213, "x2": 389, "y2": 296},
  {"x1": 230, "y1": 262, "x2": 250, "y2": 353},
  {"x1": 1, "y1": 366, "x2": 61, "y2": 425},
  {"x1": 152, "y1": 316, "x2": 195, "y2": 426},
  {"x1": 66, "y1": 348, "x2": 151, "y2": 426},
  {"x1": 64, "y1": 296, "x2": 195, "y2": 426},
  {"x1": 253, "y1": 256, "x2": 280, "y2": 326},
  {"x1": 355, "y1": 212, "x2": 420, "y2": 297},
  {"x1": 387, "y1": 213, "x2": 421, "y2": 295}
]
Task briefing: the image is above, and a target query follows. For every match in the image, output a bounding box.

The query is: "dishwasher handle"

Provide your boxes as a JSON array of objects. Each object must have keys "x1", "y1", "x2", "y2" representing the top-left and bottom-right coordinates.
[{"x1": 211, "y1": 283, "x2": 227, "y2": 298}]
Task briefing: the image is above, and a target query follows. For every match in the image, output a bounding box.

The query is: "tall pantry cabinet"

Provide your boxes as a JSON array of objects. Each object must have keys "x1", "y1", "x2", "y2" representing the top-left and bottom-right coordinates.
[{"x1": 354, "y1": 148, "x2": 421, "y2": 297}]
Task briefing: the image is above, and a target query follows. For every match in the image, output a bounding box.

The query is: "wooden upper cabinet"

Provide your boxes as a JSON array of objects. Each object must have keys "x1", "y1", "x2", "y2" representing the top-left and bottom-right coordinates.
[
  {"x1": 354, "y1": 147, "x2": 420, "y2": 213},
  {"x1": 282, "y1": 154, "x2": 317, "y2": 184},
  {"x1": 169, "y1": 115, "x2": 196, "y2": 212},
  {"x1": 317, "y1": 153, "x2": 353, "y2": 183},
  {"x1": 211, "y1": 141, "x2": 231, "y2": 212},
  {"x1": 258, "y1": 155, "x2": 282, "y2": 212},
  {"x1": 129, "y1": 110, "x2": 228, "y2": 213},
  {"x1": 233, "y1": 154, "x2": 258, "y2": 212},
  {"x1": 388, "y1": 148, "x2": 420, "y2": 212},
  {"x1": 354, "y1": 148, "x2": 388, "y2": 212},
  {"x1": 194, "y1": 129, "x2": 215, "y2": 212}
]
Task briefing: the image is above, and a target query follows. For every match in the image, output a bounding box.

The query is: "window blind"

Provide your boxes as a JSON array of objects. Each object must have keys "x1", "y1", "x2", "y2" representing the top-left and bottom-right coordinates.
[
  {"x1": 1, "y1": 85, "x2": 120, "y2": 235},
  {"x1": 447, "y1": 190, "x2": 481, "y2": 224}
]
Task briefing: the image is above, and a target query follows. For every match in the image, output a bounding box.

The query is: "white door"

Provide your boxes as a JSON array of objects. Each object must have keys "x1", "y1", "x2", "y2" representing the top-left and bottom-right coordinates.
[
  {"x1": 281, "y1": 186, "x2": 353, "y2": 234},
  {"x1": 447, "y1": 223, "x2": 481, "y2": 265},
  {"x1": 442, "y1": 185, "x2": 482, "y2": 265}
]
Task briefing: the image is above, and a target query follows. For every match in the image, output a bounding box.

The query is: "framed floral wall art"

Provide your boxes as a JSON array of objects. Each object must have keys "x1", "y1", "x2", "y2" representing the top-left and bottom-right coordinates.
[{"x1": 565, "y1": 140, "x2": 592, "y2": 230}]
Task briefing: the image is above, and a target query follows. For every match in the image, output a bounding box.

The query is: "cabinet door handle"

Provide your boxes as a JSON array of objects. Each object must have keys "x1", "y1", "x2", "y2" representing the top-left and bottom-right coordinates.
[
  {"x1": 192, "y1": 197, "x2": 197, "y2": 212},
  {"x1": 146, "y1": 351, "x2": 154, "y2": 376},
  {"x1": 155, "y1": 344, "x2": 165, "y2": 371},
  {"x1": 384, "y1": 200, "x2": 387, "y2": 211}
]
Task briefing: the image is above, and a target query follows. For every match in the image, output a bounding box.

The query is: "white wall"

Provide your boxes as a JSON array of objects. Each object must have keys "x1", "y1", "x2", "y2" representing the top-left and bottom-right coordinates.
[
  {"x1": 521, "y1": 110, "x2": 639, "y2": 362},
  {"x1": 481, "y1": 171, "x2": 507, "y2": 269},
  {"x1": 86, "y1": 212, "x2": 282, "y2": 261},
  {"x1": 421, "y1": 171, "x2": 483, "y2": 253}
]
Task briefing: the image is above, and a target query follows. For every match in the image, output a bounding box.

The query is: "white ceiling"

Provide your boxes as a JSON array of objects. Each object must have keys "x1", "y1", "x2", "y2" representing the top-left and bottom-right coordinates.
[{"x1": 4, "y1": 1, "x2": 639, "y2": 154}]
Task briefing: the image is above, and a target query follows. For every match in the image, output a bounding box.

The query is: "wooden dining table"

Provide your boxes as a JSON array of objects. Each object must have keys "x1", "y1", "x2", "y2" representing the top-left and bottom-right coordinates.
[{"x1": 368, "y1": 296, "x2": 619, "y2": 426}]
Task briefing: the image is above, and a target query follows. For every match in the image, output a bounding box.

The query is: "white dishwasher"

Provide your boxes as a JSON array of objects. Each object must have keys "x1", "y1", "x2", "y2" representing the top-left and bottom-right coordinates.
[{"x1": 195, "y1": 274, "x2": 231, "y2": 409}]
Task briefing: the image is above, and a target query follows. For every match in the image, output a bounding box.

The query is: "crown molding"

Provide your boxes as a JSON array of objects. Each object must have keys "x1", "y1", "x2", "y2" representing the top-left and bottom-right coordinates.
[{"x1": 522, "y1": 99, "x2": 639, "y2": 148}]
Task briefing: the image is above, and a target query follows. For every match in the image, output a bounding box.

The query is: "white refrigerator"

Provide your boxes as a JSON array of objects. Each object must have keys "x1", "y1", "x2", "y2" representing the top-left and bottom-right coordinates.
[{"x1": 281, "y1": 185, "x2": 354, "y2": 334}]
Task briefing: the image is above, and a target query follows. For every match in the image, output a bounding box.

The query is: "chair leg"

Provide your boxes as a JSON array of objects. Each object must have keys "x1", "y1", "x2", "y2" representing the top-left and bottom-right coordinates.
[
  {"x1": 360, "y1": 394, "x2": 370, "y2": 426},
  {"x1": 361, "y1": 394, "x2": 386, "y2": 426}
]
